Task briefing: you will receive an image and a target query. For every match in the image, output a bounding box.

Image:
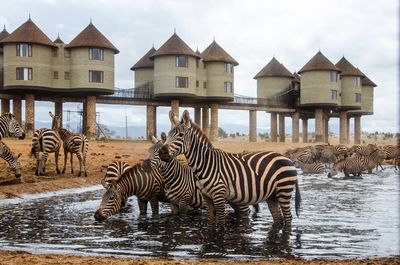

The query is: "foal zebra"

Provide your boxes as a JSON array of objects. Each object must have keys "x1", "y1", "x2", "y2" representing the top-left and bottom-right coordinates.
[
  {"x1": 0, "y1": 113, "x2": 25, "y2": 140},
  {"x1": 0, "y1": 141, "x2": 22, "y2": 178},
  {"x1": 142, "y1": 133, "x2": 204, "y2": 215},
  {"x1": 30, "y1": 114, "x2": 62, "y2": 176},
  {"x1": 159, "y1": 110, "x2": 300, "y2": 228},
  {"x1": 294, "y1": 161, "x2": 326, "y2": 174},
  {"x1": 94, "y1": 163, "x2": 167, "y2": 221}
]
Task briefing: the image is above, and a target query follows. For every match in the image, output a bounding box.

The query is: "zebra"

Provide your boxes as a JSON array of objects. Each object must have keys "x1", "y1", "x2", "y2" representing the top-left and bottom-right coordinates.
[
  {"x1": 330, "y1": 145, "x2": 349, "y2": 160},
  {"x1": 354, "y1": 146, "x2": 386, "y2": 173},
  {"x1": 0, "y1": 140, "x2": 22, "y2": 178},
  {"x1": 318, "y1": 148, "x2": 337, "y2": 168},
  {"x1": 94, "y1": 162, "x2": 167, "y2": 221},
  {"x1": 0, "y1": 113, "x2": 25, "y2": 140},
  {"x1": 328, "y1": 156, "x2": 366, "y2": 178},
  {"x1": 142, "y1": 133, "x2": 204, "y2": 215},
  {"x1": 294, "y1": 160, "x2": 326, "y2": 174},
  {"x1": 286, "y1": 146, "x2": 317, "y2": 164},
  {"x1": 381, "y1": 145, "x2": 399, "y2": 170},
  {"x1": 30, "y1": 113, "x2": 62, "y2": 176},
  {"x1": 101, "y1": 160, "x2": 131, "y2": 208},
  {"x1": 349, "y1": 144, "x2": 376, "y2": 156},
  {"x1": 159, "y1": 110, "x2": 300, "y2": 228}
]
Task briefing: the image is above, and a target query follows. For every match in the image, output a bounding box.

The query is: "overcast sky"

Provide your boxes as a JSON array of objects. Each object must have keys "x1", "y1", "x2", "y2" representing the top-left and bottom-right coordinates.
[{"x1": 0, "y1": 0, "x2": 398, "y2": 135}]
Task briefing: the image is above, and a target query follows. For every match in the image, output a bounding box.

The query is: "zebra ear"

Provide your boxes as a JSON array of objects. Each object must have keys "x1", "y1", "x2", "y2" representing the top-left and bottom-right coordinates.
[
  {"x1": 160, "y1": 132, "x2": 167, "y2": 142},
  {"x1": 169, "y1": 111, "x2": 179, "y2": 126},
  {"x1": 17, "y1": 153, "x2": 22, "y2": 158},
  {"x1": 150, "y1": 135, "x2": 158, "y2": 144},
  {"x1": 181, "y1": 110, "x2": 191, "y2": 128}
]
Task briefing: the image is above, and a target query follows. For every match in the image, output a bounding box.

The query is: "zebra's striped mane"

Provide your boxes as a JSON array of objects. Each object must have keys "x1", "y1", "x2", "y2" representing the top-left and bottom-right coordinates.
[{"x1": 189, "y1": 121, "x2": 212, "y2": 148}]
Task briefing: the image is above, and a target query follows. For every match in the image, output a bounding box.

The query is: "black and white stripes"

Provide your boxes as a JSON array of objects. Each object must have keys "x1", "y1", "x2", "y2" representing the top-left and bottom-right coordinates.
[
  {"x1": 0, "y1": 141, "x2": 22, "y2": 178},
  {"x1": 0, "y1": 113, "x2": 25, "y2": 140}
]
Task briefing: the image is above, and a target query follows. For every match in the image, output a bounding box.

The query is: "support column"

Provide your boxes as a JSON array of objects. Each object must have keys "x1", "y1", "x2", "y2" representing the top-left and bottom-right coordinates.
[
  {"x1": 85, "y1": 96, "x2": 96, "y2": 140},
  {"x1": 291, "y1": 112, "x2": 299, "y2": 143},
  {"x1": 194, "y1": 107, "x2": 201, "y2": 126},
  {"x1": 146, "y1": 105, "x2": 156, "y2": 139},
  {"x1": 1, "y1": 99, "x2": 10, "y2": 114},
  {"x1": 354, "y1": 115, "x2": 361, "y2": 144},
  {"x1": 25, "y1": 94, "x2": 35, "y2": 138},
  {"x1": 202, "y1": 107, "x2": 209, "y2": 136},
  {"x1": 12, "y1": 97, "x2": 22, "y2": 125},
  {"x1": 347, "y1": 117, "x2": 351, "y2": 144},
  {"x1": 270, "y1": 112, "x2": 277, "y2": 142},
  {"x1": 249, "y1": 110, "x2": 257, "y2": 142},
  {"x1": 170, "y1": 99, "x2": 179, "y2": 128},
  {"x1": 210, "y1": 103, "x2": 219, "y2": 142},
  {"x1": 324, "y1": 117, "x2": 329, "y2": 143},
  {"x1": 54, "y1": 100, "x2": 63, "y2": 127},
  {"x1": 302, "y1": 118, "x2": 308, "y2": 143},
  {"x1": 315, "y1": 108, "x2": 324, "y2": 142},
  {"x1": 339, "y1": 111, "x2": 348, "y2": 144},
  {"x1": 278, "y1": 113, "x2": 285, "y2": 142}
]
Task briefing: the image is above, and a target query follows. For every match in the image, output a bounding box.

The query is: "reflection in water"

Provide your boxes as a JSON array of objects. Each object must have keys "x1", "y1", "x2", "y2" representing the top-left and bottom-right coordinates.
[{"x1": 0, "y1": 167, "x2": 398, "y2": 259}]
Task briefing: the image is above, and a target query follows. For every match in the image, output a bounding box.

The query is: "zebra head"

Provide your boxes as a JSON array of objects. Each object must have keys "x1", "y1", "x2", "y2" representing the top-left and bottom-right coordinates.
[
  {"x1": 142, "y1": 132, "x2": 167, "y2": 173},
  {"x1": 6, "y1": 113, "x2": 25, "y2": 139},
  {"x1": 159, "y1": 110, "x2": 192, "y2": 162},
  {"x1": 10, "y1": 153, "x2": 22, "y2": 178},
  {"x1": 49, "y1": 111, "x2": 61, "y2": 130},
  {"x1": 94, "y1": 181, "x2": 124, "y2": 221},
  {"x1": 101, "y1": 161, "x2": 130, "y2": 189}
]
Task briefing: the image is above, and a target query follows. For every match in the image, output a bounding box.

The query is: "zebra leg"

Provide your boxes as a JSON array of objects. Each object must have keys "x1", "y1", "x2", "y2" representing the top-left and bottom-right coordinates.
[
  {"x1": 34, "y1": 153, "x2": 40, "y2": 176},
  {"x1": 40, "y1": 153, "x2": 49, "y2": 176},
  {"x1": 62, "y1": 149, "x2": 67, "y2": 174},
  {"x1": 55, "y1": 150, "x2": 60, "y2": 174},
  {"x1": 178, "y1": 201, "x2": 189, "y2": 215},
  {"x1": 138, "y1": 199, "x2": 148, "y2": 215},
  {"x1": 213, "y1": 195, "x2": 227, "y2": 227},
  {"x1": 266, "y1": 197, "x2": 283, "y2": 227},
  {"x1": 171, "y1": 203, "x2": 179, "y2": 215},
  {"x1": 150, "y1": 199, "x2": 159, "y2": 216},
  {"x1": 76, "y1": 152, "x2": 83, "y2": 176},
  {"x1": 204, "y1": 196, "x2": 216, "y2": 226},
  {"x1": 277, "y1": 192, "x2": 293, "y2": 228},
  {"x1": 70, "y1": 152, "x2": 74, "y2": 175}
]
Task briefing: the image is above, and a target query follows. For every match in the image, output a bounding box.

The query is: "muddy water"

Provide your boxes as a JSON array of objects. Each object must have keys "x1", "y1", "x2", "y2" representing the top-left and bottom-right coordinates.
[{"x1": 0, "y1": 168, "x2": 398, "y2": 260}]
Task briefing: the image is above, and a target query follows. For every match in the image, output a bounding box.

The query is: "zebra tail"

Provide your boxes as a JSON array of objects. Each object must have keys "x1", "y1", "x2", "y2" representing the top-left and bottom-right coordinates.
[
  {"x1": 30, "y1": 138, "x2": 39, "y2": 157},
  {"x1": 295, "y1": 179, "x2": 301, "y2": 217}
]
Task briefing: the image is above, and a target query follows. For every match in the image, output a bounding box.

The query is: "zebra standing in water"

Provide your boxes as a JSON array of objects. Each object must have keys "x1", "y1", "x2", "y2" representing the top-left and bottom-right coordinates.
[
  {"x1": 381, "y1": 145, "x2": 399, "y2": 170},
  {"x1": 0, "y1": 113, "x2": 25, "y2": 140},
  {"x1": 0, "y1": 141, "x2": 22, "y2": 178},
  {"x1": 30, "y1": 113, "x2": 62, "y2": 176},
  {"x1": 94, "y1": 163, "x2": 167, "y2": 221},
  {"x1": 159, "y1": 110, "x2": 300, "y2": 228},
  {"x1": 142, "y1": 133, "x2": 204, "y2": 215}
]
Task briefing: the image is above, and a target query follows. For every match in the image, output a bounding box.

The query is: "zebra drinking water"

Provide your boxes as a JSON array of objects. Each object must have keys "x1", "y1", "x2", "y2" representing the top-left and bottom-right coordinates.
[
  {"x1": 101, "y1": 160, "x2": 131, "y2": 208},
  {"x1": 159, "y1": 110, "x2": 300, "y2": 228},
  {"x1": 0, "y1": 113, "x2": 25, "y2": 140},
  {"x1": 0, "y1": 141, "x2": 22, "y2": 178}
]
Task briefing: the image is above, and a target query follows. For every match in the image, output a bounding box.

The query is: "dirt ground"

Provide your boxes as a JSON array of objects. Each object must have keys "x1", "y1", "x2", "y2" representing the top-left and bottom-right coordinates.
[{"x1": 0, "y1": 136, "x2": 398, "y2": 264}]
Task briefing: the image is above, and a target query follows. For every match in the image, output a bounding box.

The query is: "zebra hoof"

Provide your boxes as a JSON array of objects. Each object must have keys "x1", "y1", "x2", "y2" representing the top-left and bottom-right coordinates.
[{"x1": 56, "y1": 170, "x2": 61, "y2": 174}]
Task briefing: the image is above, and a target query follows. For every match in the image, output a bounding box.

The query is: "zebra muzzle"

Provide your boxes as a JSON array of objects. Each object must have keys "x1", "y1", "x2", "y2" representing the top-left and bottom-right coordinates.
[
  {"x1": 94, "y1": 209, "x2": 106, "y2": 221},
  {"x1": 18, "y1": 133, "x2": 26, "y2": 140}
]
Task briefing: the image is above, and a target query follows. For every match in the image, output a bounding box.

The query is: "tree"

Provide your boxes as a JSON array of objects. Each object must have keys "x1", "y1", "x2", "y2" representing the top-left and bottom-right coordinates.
[{"x1": 218, "y1": 127, "x2": 228, "y2": 138}]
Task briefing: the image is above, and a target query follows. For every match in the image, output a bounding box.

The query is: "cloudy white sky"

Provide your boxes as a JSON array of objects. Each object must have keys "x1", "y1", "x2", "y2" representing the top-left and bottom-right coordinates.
[{"x1": 0, "y1": 0, "x2": 398, "y2": 136}]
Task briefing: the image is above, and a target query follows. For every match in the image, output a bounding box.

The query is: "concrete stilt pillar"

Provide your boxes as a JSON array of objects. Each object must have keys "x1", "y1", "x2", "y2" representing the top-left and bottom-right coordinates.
[
  {"x1": 85, "y1": 96, "x2": 97, "y2": 140},
  {"x1": 202, "y1": 107, "x2": 209, "y2": 136},
  {"x1": 302, "y1": 118, "x2": 308, "y2": 143},
  {"x1": 146, "y1": 105, "x2": 156, "y2": 139},
  {"x1": 194, "y1": 107, "x2": 201, "y2": 126},
  {"x1": 1, "y1": 99, "x2": 10, "y2": 114},
  {"x1": 12, "y1": 97, "x2": 22, "y2": 125},
  {"x1": 270, "y1": 112, "x2": 277, "y2": 142},
  {"x1": 171, "y1": 100, "x2": 179, "y2": 128},
  {"x1": 324, "y1": 117, "x2": 329, "y2": 143},
  {"x1": 25, "y1": 94, "x2": 35, "y2": 138},
  {"x1": 278, "y1": 113, "x2": 285, "y2": 142},
  {"x1": 347, "y1": 117, "x2": 351, "y2": 144},
  {"x1": 55, "y1": 100, "x2": 63, "y2": 127},
  {"x1": 339, "y1": 111, "x2": 348, "y2": 144},
  {"x1": 315, "y1": 108, "x2": 324, "y2": 142},
  {"x1": 291, "y1": 112, "x2": 299, "y2": 143},
  {"x1": 354, "y1": 115, "x2": 361, "y2": 144},
  {"x1": 249, "y1": 110, "x2": 257, "y2": 142},
  {"x1": 210, "y1": 103, "x2": 219, "y2": 141}
]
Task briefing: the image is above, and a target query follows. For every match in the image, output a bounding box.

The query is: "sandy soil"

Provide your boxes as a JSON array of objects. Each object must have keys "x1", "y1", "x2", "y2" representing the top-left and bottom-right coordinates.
[{"x1": 0, "y1": 136, "x2": 398, "y2": 264}]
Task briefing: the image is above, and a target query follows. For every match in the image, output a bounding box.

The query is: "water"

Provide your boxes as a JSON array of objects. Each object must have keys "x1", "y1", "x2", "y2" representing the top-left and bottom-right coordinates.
[{"x1": 0, "y1": 167, "x2": 398, "y2": 260}]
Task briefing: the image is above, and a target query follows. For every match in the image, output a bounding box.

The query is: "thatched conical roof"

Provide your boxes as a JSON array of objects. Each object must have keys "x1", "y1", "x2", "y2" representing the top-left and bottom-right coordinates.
[
  {"x1": 53, "y1": 35, "x2": 64, "y2": 44},
  {"x1": 201, "y1": 40, "x2": 238, "y2": 66},
  {"x1": 254, "y1": 57, "x2": 293, "y2": 79},
  {"x1": 65, "y1": 22, "x2": 119, "y2": 54},
  {"x1": 130, "y1": 47, "x2": 156, "y2": 70},
  {"x1": 298, "y1": 51, "x2": 340, "y2": 74},
  {"x1": 335, "y1": 57, "x2": 364, "y2": 76},
  {"x1": 0, "y1": 26, "x2": 9, "y2": 42},
  {"x1": 0, "y1": 18, "x2": 56, "y2": 47},
  {"x1": 150, "y1": 33, "x2": 199, "y2": 59}
]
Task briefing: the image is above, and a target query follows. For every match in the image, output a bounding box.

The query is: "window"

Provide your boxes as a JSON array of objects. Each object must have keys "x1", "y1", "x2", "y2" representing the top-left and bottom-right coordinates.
[
  {"x1": 331, "y1": 90, "x2": 337, "y2": 100},
  {"x1": 16, "y1": 67, "x2": 32, "y2": 80},
  {"x1": 16, "y1": 44, "x2": 32, "y2": 57},
  {"x1": 330, "y1": 71, "x2": 337, "y2": 82},
  {"x1": 355, "y1": 77, "x2": 361, "y2": 87},
  {"x1": 224, "y1": 63, "x2": 233, "y2": 74},
  {"x1": 203, "y1": 81, "x2": 207, "y2": 89},
  {"x1": 196, "y1": 80, "x2": 199, "y2": 88},
  {"x1": 53, "y1": 71, "x2": 59, "y2": 79},
  {"x1": 89, "y1": 70, "x2": 104, "y2": 83},
  {"x1": 89, "y1": 48, "x2": 104, "y2": 60},
  {"x1": 175, "y1": 76, "x2": 188, "y2": 88},
  {"x1": 355, "y1": 93, "x2": 362, "y2": 103},
  {"x1": 176, "y1": 56, "x2": 188, "y2": 67},
  {"x1": 52, "y1": 49, "x2": 58, "y2": 57},
  {"x1": 224, "y1": 82, "x2": 233, "y2": 93},
  {"x1": 64, "y1": 72, "x2": 70, "y2": 80}
]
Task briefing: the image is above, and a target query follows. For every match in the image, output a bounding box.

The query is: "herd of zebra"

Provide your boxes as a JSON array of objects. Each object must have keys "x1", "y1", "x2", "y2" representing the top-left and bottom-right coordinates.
[{"x1": 0, "y1": 112, "x2": 88, "y2": 179}]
